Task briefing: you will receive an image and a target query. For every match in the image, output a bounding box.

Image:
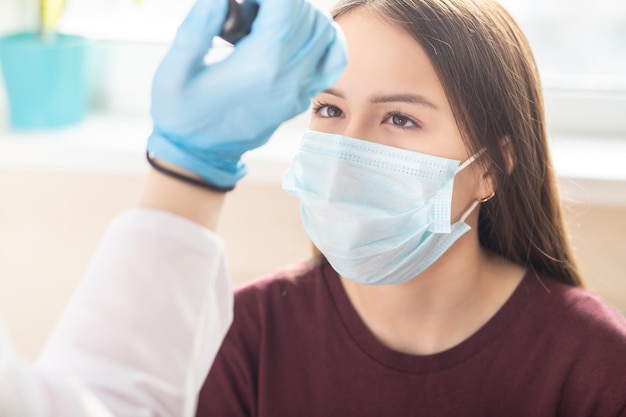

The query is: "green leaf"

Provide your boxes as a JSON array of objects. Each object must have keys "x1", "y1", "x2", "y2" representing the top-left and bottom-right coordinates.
[{"x1": 40, "y1": 0, "x2": 66, "y2": 32}]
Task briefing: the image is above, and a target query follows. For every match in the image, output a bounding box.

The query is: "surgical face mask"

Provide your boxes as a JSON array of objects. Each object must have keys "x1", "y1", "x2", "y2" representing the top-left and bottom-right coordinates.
[{"x1": 282, "y1": 130, "x2": 485, "y2": 286}]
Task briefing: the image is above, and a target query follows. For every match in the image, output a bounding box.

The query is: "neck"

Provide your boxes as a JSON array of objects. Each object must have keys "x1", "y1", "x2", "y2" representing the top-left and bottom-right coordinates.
[{"x1": 340, "y1": 229, "x2": 525, "y2": 355}]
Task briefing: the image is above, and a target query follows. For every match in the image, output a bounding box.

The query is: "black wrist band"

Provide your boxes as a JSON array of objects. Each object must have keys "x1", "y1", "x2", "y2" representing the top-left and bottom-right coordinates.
[{"x1": 146, "y1": 152, "x2": 235, "y2": 193}]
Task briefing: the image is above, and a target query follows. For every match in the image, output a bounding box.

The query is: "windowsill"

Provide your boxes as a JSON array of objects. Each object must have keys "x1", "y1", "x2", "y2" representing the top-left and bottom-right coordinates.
[
  {"x1": 0, "y1": 112, "x2": 625, "y2": 207},
  {"x1": 0, "y1": 112, "x2": 305, "y2": 182}
]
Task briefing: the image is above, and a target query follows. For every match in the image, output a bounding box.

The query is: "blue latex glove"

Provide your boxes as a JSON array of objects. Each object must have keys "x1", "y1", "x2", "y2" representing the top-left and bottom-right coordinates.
[{"x1": 147, "y1": 0, "x2": 347, "y2": 190}]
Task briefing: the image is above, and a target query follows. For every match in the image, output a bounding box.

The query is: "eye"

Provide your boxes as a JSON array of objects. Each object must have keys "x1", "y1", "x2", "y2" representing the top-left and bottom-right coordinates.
[
  {"x1": 383, "y1": 112, "x2": 420, "y2": 129},
  {"x1": 313, "y1": 103, "x2": 344, "y2": 118}
]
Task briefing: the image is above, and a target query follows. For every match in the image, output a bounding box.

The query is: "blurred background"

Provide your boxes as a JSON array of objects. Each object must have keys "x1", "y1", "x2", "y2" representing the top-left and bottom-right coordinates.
[{"x1": 0, "y1": 0, "x2": 625, "y2": 359}]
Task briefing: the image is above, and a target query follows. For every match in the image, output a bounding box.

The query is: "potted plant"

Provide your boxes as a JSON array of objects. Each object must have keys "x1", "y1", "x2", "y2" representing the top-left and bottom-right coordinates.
[{"x1": 0, "y1": 0, "x2": 91, "y2": 129}]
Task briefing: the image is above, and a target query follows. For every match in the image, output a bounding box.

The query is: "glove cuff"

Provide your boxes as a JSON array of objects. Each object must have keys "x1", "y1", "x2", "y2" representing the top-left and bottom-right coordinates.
[
  {"x1": 147, "y1": 132, "x2": 248, "y2": 189},
  {"x1": 146, "y1": 152, "x2": 235, "y2": 192}
]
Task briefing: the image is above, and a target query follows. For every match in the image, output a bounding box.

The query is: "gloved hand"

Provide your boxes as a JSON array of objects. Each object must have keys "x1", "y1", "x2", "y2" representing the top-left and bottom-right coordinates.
[{"x1": 147, "y1": 0, "x2": 347, "y2": 190}]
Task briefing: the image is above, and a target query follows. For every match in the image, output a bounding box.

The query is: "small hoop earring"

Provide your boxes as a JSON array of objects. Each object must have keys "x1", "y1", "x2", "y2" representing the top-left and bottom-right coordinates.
[{"x1": 479, "y1": 192, "x2": 496, "y2": 203}]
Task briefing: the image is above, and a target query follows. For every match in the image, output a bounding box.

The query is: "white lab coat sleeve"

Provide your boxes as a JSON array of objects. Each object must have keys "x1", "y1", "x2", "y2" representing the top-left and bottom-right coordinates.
[
  {"x1": 31, "y1": 208, "x2": 234, "y2": 417},
  {"x1": 0, "y1": 322, "x2": 49, "y2": 416}
]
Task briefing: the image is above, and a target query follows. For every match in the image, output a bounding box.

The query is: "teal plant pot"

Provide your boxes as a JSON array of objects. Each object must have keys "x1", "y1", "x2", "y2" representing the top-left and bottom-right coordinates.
[{"x1": 0, "y1": 33, "x2": 90, "y2": 129}]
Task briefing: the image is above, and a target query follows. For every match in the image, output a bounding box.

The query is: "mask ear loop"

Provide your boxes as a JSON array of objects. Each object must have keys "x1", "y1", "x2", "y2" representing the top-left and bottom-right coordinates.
[
  {"x1": 459, "y1": 191, "x2": 496, "y2": 223},
  {"x1": 456, "y1": 148, "x2": 487, "y2": 173},
  {"x1": 454, "y1": 147, "x2": 494, "y2": 224},
  {"x1": 479, "y1": 191, "x2": 496, "y2": 203}
]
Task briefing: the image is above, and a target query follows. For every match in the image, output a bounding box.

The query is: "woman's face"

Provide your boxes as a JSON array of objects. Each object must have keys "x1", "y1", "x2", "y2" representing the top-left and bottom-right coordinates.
[{"x1": 309, "y1": 7, "x2": 490, "y2": 220}]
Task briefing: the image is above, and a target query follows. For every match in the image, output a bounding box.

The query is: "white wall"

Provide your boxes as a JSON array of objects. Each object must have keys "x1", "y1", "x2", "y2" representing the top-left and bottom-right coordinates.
[
  {"x1": 0, "y1": 0, "x2": 26, "y2": 35},
  {"x1": 0, "y1": 169, "x2": 625, "y2": 360}
]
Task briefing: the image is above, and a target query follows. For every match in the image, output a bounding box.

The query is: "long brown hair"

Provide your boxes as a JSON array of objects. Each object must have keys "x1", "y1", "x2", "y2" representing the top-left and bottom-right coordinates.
[{"x1": 331, "y1": 0, "x2": 584, "y2": 286}]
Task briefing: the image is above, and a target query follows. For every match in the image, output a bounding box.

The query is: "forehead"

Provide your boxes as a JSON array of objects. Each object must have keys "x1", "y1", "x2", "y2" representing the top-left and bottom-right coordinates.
[{"x1": 334, "y1": 7, "x2": 449, "y2": 109}]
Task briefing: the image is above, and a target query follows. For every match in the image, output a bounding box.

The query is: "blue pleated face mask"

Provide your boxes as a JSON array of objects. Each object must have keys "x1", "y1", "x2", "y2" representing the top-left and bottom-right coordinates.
[{"x1": 282, "y1": 130, "x2": 485, "y2": 286}]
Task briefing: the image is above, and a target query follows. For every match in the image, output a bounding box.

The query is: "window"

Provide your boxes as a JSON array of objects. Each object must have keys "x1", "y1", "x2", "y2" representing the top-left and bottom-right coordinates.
[
  {"x1": 500, "y1": 0, "x2": 626, "y2": 92},
  {"x1": 54, "y1": 0, "x2": 626, "y2": 137},
  {"x1": 59, "y1": 0, "x2": 195, "y2": 42},
  {"x1": 499, "y1": 0, "x2": 626, "y2": 137},
  {"x1": 2, "y1": 0, "x2": 624, "y2": 204}
]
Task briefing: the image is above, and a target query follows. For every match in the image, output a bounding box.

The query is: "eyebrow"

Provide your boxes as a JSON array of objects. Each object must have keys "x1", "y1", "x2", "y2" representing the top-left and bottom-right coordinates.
[{"x1": 321, "y1": 88, "x2": 439, "y2": 111}]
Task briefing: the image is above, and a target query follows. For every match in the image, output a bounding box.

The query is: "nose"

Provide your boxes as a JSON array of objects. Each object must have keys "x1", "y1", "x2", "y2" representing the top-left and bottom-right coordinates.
[{"x1": 340, "y1": 118, "x2": 383, "y2": 145}]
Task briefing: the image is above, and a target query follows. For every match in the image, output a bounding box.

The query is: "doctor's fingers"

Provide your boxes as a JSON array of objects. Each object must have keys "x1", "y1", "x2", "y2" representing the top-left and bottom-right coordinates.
[
  {"x1": 308, "y1": 21, "x2": 348, "y2": 96},
  {"x1": 228, "y1": 0, "x2": 342, "y2": 75},
  {"x1": 157, "y1": 0, "x2": 229, "y2": 87},
  {"x1": 251, "y1": 0, "x2": 308, "y2": 34},
  {"x1": 285, "y1": 12, "x2": 347, "y2": 87}
]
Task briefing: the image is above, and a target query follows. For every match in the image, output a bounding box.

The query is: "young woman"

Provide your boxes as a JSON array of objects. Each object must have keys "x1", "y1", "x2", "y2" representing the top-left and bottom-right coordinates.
[{"x1": 195, "y1": 0, "x2": 626, "y2": 415}]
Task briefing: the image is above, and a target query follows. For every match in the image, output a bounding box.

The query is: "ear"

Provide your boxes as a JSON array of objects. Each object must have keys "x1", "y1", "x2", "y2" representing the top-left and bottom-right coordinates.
[
  {"x1": 476, "y1": 136, "x2": 515, "y2": 201},
  {"x1": 477, "y1": 169, "x2": 496, "y2": 203},
  {"x1": 499, "y1": 135, "x2": 516, "y2": 175}
]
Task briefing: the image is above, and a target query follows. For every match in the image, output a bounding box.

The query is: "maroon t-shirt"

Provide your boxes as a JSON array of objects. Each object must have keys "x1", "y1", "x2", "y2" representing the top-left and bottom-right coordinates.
[{"x1": 197, "y1": 260, "x2": 626, "y2": 416}]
